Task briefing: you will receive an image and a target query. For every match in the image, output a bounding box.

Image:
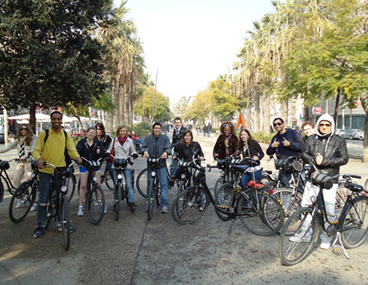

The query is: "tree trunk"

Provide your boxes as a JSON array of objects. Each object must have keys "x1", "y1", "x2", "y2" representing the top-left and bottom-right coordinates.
[
  {"x1": 334, "y1": 89, "x2": 340, "y2": 129},
  {"x1": 360, "y1": 95, "x2": 368, "y2": 163},
  {"x1": 245, "y1": 89, "x2": 252, "y2": 131},
  {"x1": 281, "y1": 100, "x2": 289, "y2": 126},
  {"x1": 262, "y1": 91, "x2": 271, "y2": 133},
  {"x1": 254, "y1": 87, "x2": 260, "y2": 133},
  {"x1": 29, "y1": 102, "x2": 36, "y2": 134}
]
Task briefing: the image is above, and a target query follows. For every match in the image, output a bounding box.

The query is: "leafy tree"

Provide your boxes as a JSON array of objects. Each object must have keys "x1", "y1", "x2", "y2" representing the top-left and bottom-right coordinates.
[{"x1": 0, "y1": 0, "x2": 112, "y2": 131}]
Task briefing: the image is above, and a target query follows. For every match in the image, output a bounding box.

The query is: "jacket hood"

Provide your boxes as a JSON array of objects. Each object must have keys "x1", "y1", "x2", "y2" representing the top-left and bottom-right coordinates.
[{"x1": 316, "y1": 114, "x2": 335, "y2": 137}]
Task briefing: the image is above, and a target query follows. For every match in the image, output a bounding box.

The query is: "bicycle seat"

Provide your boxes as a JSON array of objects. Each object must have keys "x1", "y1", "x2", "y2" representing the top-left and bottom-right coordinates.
[
  {"x1": 0, "y1": 160, "x2": 10, "y2": 170},
  {"x1": 345, "y1": 183, "x2": 364, "y2": 193},
  {"x1": 247, "y1": 180, "x2": 264, "y2": 189},
  {"x1": 114, "y1": 158, "x2": 128, "y2": 168}
]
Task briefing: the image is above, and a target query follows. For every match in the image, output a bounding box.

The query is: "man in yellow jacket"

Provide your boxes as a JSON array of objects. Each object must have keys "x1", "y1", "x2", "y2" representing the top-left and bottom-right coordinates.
[{"x1": 32, "y1": 111, "x2": 82, "y2": 238}]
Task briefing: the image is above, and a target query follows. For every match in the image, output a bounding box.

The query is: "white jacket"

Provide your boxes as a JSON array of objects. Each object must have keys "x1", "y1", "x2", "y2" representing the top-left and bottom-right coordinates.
[{"x1": 108, "y1": 137, "x2": 137, "y2": 169}]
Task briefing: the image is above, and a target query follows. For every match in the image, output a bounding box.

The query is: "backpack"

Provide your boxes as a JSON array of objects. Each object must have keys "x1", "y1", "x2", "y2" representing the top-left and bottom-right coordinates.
[{"x1": 44, "y1": 128, "x2": 72, "y2": 166}]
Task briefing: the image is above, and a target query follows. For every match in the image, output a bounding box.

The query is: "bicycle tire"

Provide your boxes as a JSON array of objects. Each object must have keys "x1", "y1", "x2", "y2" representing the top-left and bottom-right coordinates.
[
  {"x1": 43, "y1": 187, "x2": 56, "y2": 230},
  {"x1": 340, "y1": 196, "x2": 368, "y2": 249},
  {"x1": 214, "y1": 177, "x2": 225, "y2": 197},
  {"x1": 86, "y1": 184, "x2": 105, "y2": 225},
  {"x1": 60, "y1": 195, "x2": 71, "y2": 251},
  {"x1": 272, "y1": 187, "x2": 303, "y2": 220},
  {"x1": 147, "y1": 179, "x2": 155, "y2": 221},
  {"x1": 105, "y1": 171, "x2": 114, "y2": 191},
  {"x1": 115, "y1": 183, "x2": 122, "y2": 221},
  {"x1": 0, "y1": 180, "x2": 4, "y2": 203},
  {"x1": 177, "y1": 180, "x2": 186, "y2": 198},
  {"x1": 171, "y1": 186, "x2": 209, "y2": 224},
  {"x1": 237, "y1": 190, "x2": 284, "y2": 236},
  {"x1": 156, "y1": 183, "x2": 161, "y2": 207},
  {"x1": 214, "y1": 182, "x2": 236, "y2": 222},
  {"x1": 136, "y1": 168, "x2": 148, "y2": 198},
  {"x1": 68, "y1": 173, "x2": 77, "y2": 203},
  {"x1": 278, "y1": 207, "x2": 319, "y2": 266},
  {"x1": 9, "y1": 181, "x2": 37, "y2": 223}
]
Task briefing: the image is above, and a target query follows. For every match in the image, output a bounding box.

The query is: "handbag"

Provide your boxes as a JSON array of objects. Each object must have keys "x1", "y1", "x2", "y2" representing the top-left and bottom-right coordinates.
[{"x1": 108, "y1": 138, "x2": 116, "y2": 164}]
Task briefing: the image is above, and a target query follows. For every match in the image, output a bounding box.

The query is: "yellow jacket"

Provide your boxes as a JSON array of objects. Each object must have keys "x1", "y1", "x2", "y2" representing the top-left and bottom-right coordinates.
[{"x1": 32, "y1": 128, "x2": 79, "y2": 174}]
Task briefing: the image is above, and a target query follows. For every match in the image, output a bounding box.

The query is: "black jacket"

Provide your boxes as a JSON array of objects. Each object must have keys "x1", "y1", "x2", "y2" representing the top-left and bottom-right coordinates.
[
  {"x1": 171, "y1": 126, "x2": 187, "y2": 147},
  {"x1": 302, "y1": 134, "x2": 348, "y2": 177},
  {"x1": 176, "y1": 141, "x2": 204, "y2": 162},
  {"x1": 77, "y1": 138, "x2": 104, "y2": 162}
]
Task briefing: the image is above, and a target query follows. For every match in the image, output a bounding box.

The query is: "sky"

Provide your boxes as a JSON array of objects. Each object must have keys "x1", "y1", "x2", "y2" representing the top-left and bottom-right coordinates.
[{"x1": 113, "y1": 0, "x2": 276, "y2": 104}]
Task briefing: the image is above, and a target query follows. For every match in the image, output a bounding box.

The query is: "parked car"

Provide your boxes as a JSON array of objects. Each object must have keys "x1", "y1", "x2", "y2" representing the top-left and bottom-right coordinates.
[
  {"x1": 336, "y1": 129, "x2": 346, "y2": 136},
  {"x1": 342, "y1": 129, "x2": 364, "y2": 140}
]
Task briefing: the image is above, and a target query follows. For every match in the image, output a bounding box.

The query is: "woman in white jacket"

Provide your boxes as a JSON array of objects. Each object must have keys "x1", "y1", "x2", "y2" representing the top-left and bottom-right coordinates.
[
  {"x1": 108, "y1": 125, "x2": 137, "y2": 211},
  {"x1": 0, "y1": 124, "x2": 37, "y2": 187}
]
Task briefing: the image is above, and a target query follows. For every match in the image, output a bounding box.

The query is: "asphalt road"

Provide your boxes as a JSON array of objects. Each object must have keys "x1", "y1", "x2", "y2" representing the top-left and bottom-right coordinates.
[{"x1": 1, "y1": 133, "x2": 368, "y2": 285}]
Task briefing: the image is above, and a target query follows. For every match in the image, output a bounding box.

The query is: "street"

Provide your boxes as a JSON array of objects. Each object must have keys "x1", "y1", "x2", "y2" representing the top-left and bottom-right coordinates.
[{"x1": 1, "y1": 133, "x2": 368, "y2": 285}]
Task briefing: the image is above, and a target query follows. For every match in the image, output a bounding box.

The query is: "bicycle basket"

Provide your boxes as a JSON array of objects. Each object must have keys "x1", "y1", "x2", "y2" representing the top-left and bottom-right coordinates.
[
  {"x1": 86, "y1": 160, "x2": 101, "y2": 171},
  {"x1": 147, "y1": 158, "x2": 161, "y2": 168},
  {"x1": 311, "y1": 172, "x2": 333, "y2": 189},
  {"x1": 0, "y1": 160, "x2": 10, "y2": 170},
  {"x1": 54, "y1": 167, "x2": 73, "y2": 179},
  {"x1": 113, "y1": 158, "x2": 128, "y2": 168}
]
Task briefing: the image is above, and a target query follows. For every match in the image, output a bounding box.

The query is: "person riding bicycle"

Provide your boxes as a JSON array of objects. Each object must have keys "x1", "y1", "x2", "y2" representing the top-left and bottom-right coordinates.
[
  {"x1": 0, "y1": 124, "x2": 38, "y2": 210},
  {"x1": 140, "y1": 122, "x2": 172, "y2": 213},
  {"x1": 266, "y1": 117, "x2": 305, "y2": 187},
  {"x1": 32, "y1": 111, "x2": 82, "y2": 238},
  {"x1": 291, "y1": 114, "x2": 349, "y2": 249},
  {"x1": 169, "y1": 117, "x2": 187, "y2": 184},
  {"x1": 108, "y1": 125, "x2": 138, "y2": 212},
  {"x1": 234, "y1": 128, "x2": 264, "y2": 189},
  {"x1": 76, "y1": 127, "x2": 105, "y2": 216}
]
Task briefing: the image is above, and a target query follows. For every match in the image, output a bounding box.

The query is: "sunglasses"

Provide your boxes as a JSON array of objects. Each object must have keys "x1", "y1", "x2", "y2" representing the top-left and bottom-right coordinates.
[
  {"x1": 320, "y1": 123, "x2": 331, "y2": 127},
  {"x1": 223, "y1": 124, "x2": 231, "y2": 127},
  {"x1": 273, "y1": 122, "x2": 282, "y2": 127},
  {"x1": 20, "y1": 128, "x2": 28, "y2": 131}
]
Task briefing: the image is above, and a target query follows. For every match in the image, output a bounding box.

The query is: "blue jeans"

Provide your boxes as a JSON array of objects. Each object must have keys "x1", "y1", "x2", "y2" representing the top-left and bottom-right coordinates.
[
  {"x1": 196, "y1": 129, "x2": 200, "y2": 136},
  {"x1": 207, "y1": 131, "x2": 211, "y2": 137},
  {"x1": 146, "y1": 167, "x2": 168, "y2": 207},
  {"x1": 241, "y1": 169, "x2": 262, "y2": 189},
  {"x1": 112, "y1": 168, "x2": 135, "y2": 203},
  {"x1": 37, "y1": 171, "x2": 62, "y2": 227}
]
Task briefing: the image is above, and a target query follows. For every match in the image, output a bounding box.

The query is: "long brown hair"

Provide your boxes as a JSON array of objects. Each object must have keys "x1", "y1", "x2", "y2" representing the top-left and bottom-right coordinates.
[
  {"x1": 238, "y1": 129, "x2": 253, "y2": 149},
  {"x1": 16, "y1": 124, "x2": 34, "y2": 145},
  {"x1": 182, "y1": 130, "x2": 193, "y2": 145}
]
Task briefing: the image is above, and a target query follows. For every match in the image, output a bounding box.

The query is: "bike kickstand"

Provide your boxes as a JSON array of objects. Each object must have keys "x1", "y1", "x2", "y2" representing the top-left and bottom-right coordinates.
[{"x1": 331, "y1": 232, "x2": 350, "y2": 259}]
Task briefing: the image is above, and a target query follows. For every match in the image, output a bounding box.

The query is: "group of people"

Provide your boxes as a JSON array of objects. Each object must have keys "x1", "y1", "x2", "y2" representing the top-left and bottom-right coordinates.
[{"x1": 1, "y1": 112, "x2": 348, "y2": 250}]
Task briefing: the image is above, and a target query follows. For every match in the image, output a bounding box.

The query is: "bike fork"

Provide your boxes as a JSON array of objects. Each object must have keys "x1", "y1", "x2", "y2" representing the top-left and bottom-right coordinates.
[{"x1": 331, "y1": 232, "x2": 350, "y2": 259}]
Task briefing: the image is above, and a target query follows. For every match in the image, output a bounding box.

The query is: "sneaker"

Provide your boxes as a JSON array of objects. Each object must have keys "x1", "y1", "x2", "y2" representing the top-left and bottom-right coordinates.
[
  {"x1": 320, "y1": 241, "x2": 331, "y2": 249},
  {"x1": 77, "y1": 206, "x2": 84, "y2": 216},
  {"x1": 15, "y1": 199, "x2": 26, "y2": 209},
  {"x1": 289, "y1": 232, "x2": 312, "y2": 243},
  {"x1": 144, "y1": 201, "x2": 149, "y2": 212},
  {"x1": 130, "y1": 203, "x2": 137, "y2": 212},
  {"x1": 104, "y1": 205, "x2": 108, "y2": 214},
  {"x1": 33, "y1": 226, "x2": 44, "y2": 238},
  {"x1": 57, "y1": 222, "x2": 76, "y2": 233},
  {"x1": 30, "y1": 203, "x2": 37, "y2": 212},
  {"x1": 161, "y1": 206, "x2": 168, "y2": 213}
]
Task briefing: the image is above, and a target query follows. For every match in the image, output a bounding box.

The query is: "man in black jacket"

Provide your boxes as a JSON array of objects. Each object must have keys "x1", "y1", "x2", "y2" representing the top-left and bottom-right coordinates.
[
  {"x1": 169, "y1": 117, "x2": 187, "y2": 182},
  {"x1": 290, "y1": 114, "x2": 348, "y2": 249}
]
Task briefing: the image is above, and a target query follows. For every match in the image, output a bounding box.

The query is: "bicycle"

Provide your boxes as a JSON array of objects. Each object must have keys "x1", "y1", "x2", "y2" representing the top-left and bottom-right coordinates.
[
  {"x1": 100, "y1": 159, "x2": 114, "y2": 191},
  {"x1": 278, "y1": 169, "x2": 368, "y2": 266},
  {"x1": 0, "y1": 158, "x2": 20, "y2": 201},
  {"x1": 80, "y1": 157, "x2": 106, "y2": 225},
  {"x1": 9, "y1": 159, "x2": 39, "y2": 223},
  {"x1": 43, "y1": 161, "x2": 76, "y2": 251},
  {"x1": 112, "y1": 154, "x2": 137, "y2": 221},
  {"x1": 171, "y1": 158, "x2": 285, "y2": 236}
]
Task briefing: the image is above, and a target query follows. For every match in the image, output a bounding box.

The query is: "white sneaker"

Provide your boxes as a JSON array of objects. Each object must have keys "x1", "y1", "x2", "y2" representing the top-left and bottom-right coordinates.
[
  {"x1": 319, "y1": 241, "x2": 331, "y2": 249},
  {"x1": 77, "y1": 206, "x2": 84, "y2": 216},
  {"x1": 30, "y1": 203, "x2": 37, "y2": 212},
  {"x1": 104, "y1": 206, "x2": 108, "y2": 214},
  {"x1": 289, "y1": 232, "x2": 311, "y2": 243},
  {"x1": 15, "y1": 199, "x2": 25, "y2": 209}
]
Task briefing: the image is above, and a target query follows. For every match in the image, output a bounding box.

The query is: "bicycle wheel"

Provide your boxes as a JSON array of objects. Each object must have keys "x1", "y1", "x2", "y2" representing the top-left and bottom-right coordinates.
[
  {"x1": 68, "y1": 173, "x2": 77, "y2": 203},
  {"x1": 115, "y1": 183, "x2": 122, "y2": 221},
  {"x1": 214, "y1": 177, "x2": 225, "y2": 197},
  {"x1": 136, "y1": 168, "x2": 148, "y2": 198},
  {"x1": 9, "y1": 181, "x2": 36, "y2": 223},
  {"x1": 147, "y1": 179, "x2": 155, "y2": 221},
  {"x1": 340, "y1": 196, "x2": 368, "y2": 249},
  {"x1": 105, "y1": 171, "x2": 114, "y2": 191},
  {"x1": 214, "y1": 182, "x2": 236, "y2": 222},
  {"x1": 86, "y1": 184, "x2": 105, "y2": 225},
  {"x1": 278, "y1": 207, "x2": 319, "y2": 266},
  {"x1": 171, "y1": 186, "x2": 209, "y2": 224},
  {"x1": 60, "y1": 195, "x2": 71, "y2": 251},
  {"x1": 273, "y1": 187, "x2": 303, "y2": 218},
  {"x1": 237, "y1": 190, "x2": 284, "y2": 236},
  {"x1": 177, "y1": 180, "x2": 186, "y2": 197}
]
